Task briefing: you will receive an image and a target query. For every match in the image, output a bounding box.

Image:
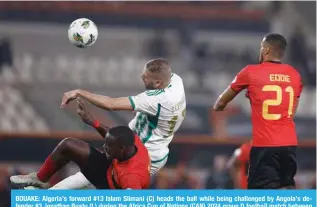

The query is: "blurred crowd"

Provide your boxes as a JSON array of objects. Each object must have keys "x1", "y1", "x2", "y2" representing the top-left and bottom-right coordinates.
[
  {"x1": 0, "y1": 26, "x2": 315, "y2": 88},
  {"x1": 0, "y1": 37, "x2": 14, "y2": 74},
  {"x1": 146, "y1": 27, "x2": 316, "y2": 89}
]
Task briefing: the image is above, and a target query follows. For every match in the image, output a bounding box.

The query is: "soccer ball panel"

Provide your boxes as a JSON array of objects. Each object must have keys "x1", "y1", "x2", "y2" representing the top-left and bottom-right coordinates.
[{"x1": 68, "y1": 18, "x2": 98, "y2": 48}]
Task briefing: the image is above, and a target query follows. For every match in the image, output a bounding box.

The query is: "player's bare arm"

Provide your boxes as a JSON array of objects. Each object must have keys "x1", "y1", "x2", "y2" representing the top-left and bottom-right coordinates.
[
  {"x1": 213, "y1": 87, "x2": 239, "y2": 111},
  {"x1": 76, "y1": 98, "x2": 110, "y2": 138},
  {"x1": 61, "y1": 89, "x2": 133, "y2": 111},
  {"x1": 227, "y1": 149, "x2": 242, "y2": 189},
  {"x1": 214, "y1": 66, "x2": 249, "y2": 111},
  {"x1": 294, "y1": 97, "x2": 300, "y2": 116}
]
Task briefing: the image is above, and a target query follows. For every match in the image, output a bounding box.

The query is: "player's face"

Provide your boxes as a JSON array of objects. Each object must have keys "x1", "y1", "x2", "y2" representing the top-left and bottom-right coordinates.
[
  {"x1": 140, "y1": 68, "x2": 161, "y2": 90},
  {"x1": 103, "y1": 135, "x2": 122, "y2": 159}
]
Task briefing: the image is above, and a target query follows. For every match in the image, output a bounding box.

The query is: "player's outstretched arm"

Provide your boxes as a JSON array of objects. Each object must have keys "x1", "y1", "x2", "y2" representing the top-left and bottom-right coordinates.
[
  {"x1": 91, "y1": 121, "x2": 110, "y2": 139},
  {"x1": 77, "y1": 90, "x2": 133, "y2": 111},
  {"x1": 61, "y1": 89, "x2": 133, "y2": 111},
  {"x1": 76, "y1": 98, "x2": 110, "y2": 138},
  {"x1": 213, "y1": 87, "x2": 238, "y2": 111}
]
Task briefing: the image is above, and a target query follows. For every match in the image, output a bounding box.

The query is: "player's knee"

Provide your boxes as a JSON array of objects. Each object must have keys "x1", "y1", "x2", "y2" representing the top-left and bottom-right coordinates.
[{"x1": 57, "y1": 137, "x2": 80, "y2": 153}]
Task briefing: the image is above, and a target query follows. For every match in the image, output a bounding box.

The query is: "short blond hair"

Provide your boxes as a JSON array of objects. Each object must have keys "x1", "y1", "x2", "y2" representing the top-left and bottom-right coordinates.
[{"x1": 145, "y1": 58, "x2": 171, "y2": 84}]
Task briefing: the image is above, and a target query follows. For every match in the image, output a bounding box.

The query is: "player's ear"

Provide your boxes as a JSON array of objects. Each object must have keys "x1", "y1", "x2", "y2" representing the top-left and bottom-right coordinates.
[
  {"x1": 265, "y1": 47, "x2": 270, "y2": 55},
  {"x1": 155, "y1": 80, "x2": 162, "y2": 87},
  {"x1": 264, "y1": 44, "x2": 270, "y2": 55}
]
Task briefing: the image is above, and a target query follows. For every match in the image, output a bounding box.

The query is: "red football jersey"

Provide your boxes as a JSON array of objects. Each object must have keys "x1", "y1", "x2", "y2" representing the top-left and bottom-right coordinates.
[
  {"x1": 107, "y1": 135, "x2": 151, "y2": 189},
  {"x1": 230, "y1": 62, "x2": 303, "y2": 146},
  {"x1": 236, "y1": 142, "x2": 251, "y2": 189}
]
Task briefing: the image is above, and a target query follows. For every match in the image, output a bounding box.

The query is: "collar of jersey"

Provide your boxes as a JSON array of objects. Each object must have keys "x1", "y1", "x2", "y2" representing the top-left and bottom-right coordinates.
[{"x1": 263, "y1": 61, "x2": 282, "y2": 64}]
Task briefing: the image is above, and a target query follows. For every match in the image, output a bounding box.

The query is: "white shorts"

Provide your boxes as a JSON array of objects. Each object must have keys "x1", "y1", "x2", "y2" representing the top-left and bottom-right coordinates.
[
  {"x1": 149, "y1": 155, "x2": 168, "y2": 176},
  {"x1": 49, "y1": 155, "x2": 168, "y2": 189}
]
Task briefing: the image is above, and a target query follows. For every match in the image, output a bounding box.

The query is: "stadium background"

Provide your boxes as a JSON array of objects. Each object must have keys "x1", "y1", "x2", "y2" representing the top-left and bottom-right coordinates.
[{"x1": 0, "y1": 1, "x2": 315, "y2": 204}]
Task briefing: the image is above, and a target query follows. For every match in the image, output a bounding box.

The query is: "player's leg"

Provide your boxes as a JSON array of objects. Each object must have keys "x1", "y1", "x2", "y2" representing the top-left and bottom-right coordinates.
[
  {"x1": 279, "y1": 146, "x2": 297, "y2": 189},
  {"x1": 47, "y1": 145, "x2": 111, "y2": 189},
  {"x1": 79, "y1": 145, "x2": 112, "y2": 189},
  {"x1": 49, "y1": 172, "x2": 95, "y2": 190},
  {"x1": 10, "y1": 137, "x2": 91, "y2": 188},
  {"x1": 247, "y1": 147, "x2": 282, "y2": 189}
]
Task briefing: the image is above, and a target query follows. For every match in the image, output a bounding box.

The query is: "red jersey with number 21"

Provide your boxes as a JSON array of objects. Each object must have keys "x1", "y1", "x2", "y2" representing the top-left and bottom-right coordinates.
[{"x1": 230, "y1": 62, "x2": 303, "y2": 147}]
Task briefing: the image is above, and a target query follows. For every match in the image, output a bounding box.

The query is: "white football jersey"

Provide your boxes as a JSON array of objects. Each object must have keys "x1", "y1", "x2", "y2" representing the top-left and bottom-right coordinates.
[{"x1": 128, "y1": 73, "x2": 186, "y2": 162}]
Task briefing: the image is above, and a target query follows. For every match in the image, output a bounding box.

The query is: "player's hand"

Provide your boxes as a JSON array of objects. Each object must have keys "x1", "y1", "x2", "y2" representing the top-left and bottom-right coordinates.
[
  {"x1": 61, "y1": 89, "x2": 80, "y2": 108},
  {"x1": 76, "y1": 98, "x2": 93, "y2": 125}
]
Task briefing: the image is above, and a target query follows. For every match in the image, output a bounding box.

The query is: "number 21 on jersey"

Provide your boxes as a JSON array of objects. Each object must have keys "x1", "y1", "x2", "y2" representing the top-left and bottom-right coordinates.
[{"x1": 262, "y1": 85, "x2": 294, "y2": 120}]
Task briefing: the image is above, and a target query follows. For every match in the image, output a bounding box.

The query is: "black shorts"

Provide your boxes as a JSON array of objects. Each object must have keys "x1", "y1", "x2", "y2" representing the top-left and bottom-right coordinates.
[
  {"x1": 248, "y1": 146, "x2": 297, "y2": 189},
  {"x1": 80, "y1": 146, "x2": 112, "y2": 189}
]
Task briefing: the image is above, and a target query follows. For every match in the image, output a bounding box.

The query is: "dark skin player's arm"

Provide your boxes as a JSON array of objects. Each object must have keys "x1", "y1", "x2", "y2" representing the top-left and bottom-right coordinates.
[
  {"x1": 213, "y1": 87, "x2": 239, "y2": 111},
  {"x1": 214, "y1": 86, "x2": 300, "y2": 116},
  {"x1": 85, "y1": 119, "x2": 109, "y2": 138},
  {"x1": 76, "y1": 98, "x2": 110, "y2": 138},
  {"x1": 294, "y1": 97, "x2": 300, "y2": 116}
]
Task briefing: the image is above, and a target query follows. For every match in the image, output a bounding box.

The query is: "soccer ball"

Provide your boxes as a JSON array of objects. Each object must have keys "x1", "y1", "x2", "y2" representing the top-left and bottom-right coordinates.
[{"x1": 68, "y1": 18, "x2": 98, "y2": 48}]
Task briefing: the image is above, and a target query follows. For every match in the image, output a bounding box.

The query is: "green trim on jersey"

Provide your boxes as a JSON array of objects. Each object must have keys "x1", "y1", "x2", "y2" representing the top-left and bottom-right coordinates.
[
  {"x1": 138, "y1": 114, "x2": 148, "y2": 139},
  {"x1": 134, "y1": 104, "x2": 161, "y2": 144},
  {"x1": 146, "y1": 89, "x2": 164, "y2": 96},
  {"x1": 128, "y1": 96, "x2": 135, "y2": 110},
  {"x1": 151, "y1": 153, "x2": 169, "y2": 163},
  {"x1": 142, "y1": 103, "x2": 161, "y2": 143},
  {"x1": 135, "y1": 114, "x2": 146, "y2": 137}
]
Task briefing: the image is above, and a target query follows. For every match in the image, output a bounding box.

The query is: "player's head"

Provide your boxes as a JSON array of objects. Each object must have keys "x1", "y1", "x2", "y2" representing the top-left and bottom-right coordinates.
[
  {"x1": 103, "y1": 126, "x2": 135, "y2": 159},
  {"x1": 259, "y1": 33, "x2": 287, "y2": 63},
  {"x1": 141, "y1": 58, "x2": 172, "y2": 90}
]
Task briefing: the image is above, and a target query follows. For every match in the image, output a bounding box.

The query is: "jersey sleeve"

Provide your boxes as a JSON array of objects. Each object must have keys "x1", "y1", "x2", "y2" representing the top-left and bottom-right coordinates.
[
  {"x1": 119, "y1": 174, "x2": 142, "y2": 189},
  {"x1": 230, "y1": 67, "x2": 250, "y2": 93},
  {"x1": 128, "y1": 91, "x2": 160, "y2": 116}
]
